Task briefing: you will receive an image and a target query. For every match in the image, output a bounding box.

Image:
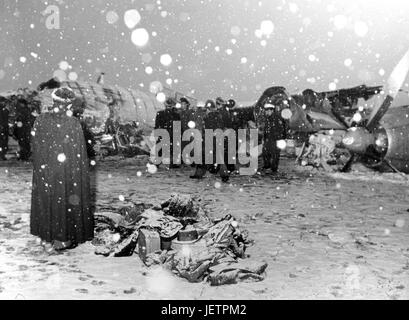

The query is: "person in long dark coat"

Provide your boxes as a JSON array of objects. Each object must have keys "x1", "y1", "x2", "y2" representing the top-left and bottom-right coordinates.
[
  {"x1": 13, "y1": 97, "x2": 35, "y2": 161},
  {"x1": 155, "y1": 97, "x2": 181, "y2": 167},
  {"x1": 0, "y1": 97, "x2": 9, "y2": 160},
  {"x1": 190, "y1": 100, "x2": 230, "y2": 182},
  {"x1": 260, "y1": 90, "x2": 288, "y2": 172},
  {"x1": 230, "y1": 105, "x2": 257, "y2": 172},
  {"x1": 30, "y1": 87, "x2": 94, "y2": 252},
  {"x1": 178, "y1": 97, "x2": 197, "y2": 162},
  {"x1": 216, "y1": 97, "x2": 235, "y2": 173},
  {"x1": 179, "y1": 97, "x2": 193, "y2": 134},
  {"x1": 190, "y1": 100, "x2": 211, "y2": 179}
]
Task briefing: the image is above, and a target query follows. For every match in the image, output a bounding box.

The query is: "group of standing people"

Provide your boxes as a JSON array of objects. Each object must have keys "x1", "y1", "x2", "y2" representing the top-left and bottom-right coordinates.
[
  {"x1": 0, "y1": 93, "x2": 97, "y2": 163},
  {"x1": 154, "y1": 86, "x2": 290, "y2": 182},
  {"x1": 155, "y1": 95, "x2": 241, "y2": 183},
  {"x1": 0, "y1": 94, "x2": 39, "y2": 161}
]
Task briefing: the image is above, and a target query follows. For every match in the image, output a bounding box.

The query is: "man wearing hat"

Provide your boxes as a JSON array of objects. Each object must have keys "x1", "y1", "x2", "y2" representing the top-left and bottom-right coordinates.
[
  {"x1": 13, "y1": 96, "x2": 35, "y2": 161},
  {"x1": 215, "y1": 97, "x2": 225, "y2": 107},
  {"x1": 227, "y1": 99, "x2": 236, "y2": 109},
  {"x1": 179, "y1": 97, "x2": 195, "y2": 159},
  {"x1": 190, "y1": 99, "x2": 230, "y2": 182},
  {"x1": 180, "y1": 97, "x2": 190, "y2": 109},
  {"x1": 0, "y1": 97, "x2": 9, "y2": 160},
  {"x1": 189, "y1": 100, "x2": 211, "y2": 178},
  {"x1": 216, "y1": 97, "x2": 235, "y2": 173},
  {"x1": 155, "y1": 97, "x2": 181, "y2": 167},
  {"x1": 180, "y1": 97, "x2": 194, "y2": 123},
  {"x1": 257, "y1": 87, "x2": 289, "y2": 172},
  {"x1": 30, "y1": 87, "x2": 94, "y2": 252}
]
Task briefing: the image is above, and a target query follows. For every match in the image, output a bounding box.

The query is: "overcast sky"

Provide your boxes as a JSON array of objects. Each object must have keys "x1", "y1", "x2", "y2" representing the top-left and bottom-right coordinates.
[{"x1": 1, "y1": 0, "x2": 409, "y2": 102}]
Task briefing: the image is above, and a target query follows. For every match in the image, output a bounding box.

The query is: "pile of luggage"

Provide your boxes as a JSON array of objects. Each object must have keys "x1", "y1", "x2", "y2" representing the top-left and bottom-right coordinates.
[{"x1": 92, "y1": 193, "x2": 268, "y2": 285}]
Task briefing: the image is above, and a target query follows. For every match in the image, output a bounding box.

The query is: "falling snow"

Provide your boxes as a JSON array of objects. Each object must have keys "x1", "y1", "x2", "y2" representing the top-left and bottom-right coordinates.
[
  {"x1": 57, "y1": 153, "x2": 66, "y2": 163},
  {"x1": 124, "y1": 9, "x2": 141, "y2": 29},
  {"x1": 131, "y1": 28, "x2": 150, "y2": 47},
  {"x1": 0, "y1": 0, "x2": 409, "y2": 301}
]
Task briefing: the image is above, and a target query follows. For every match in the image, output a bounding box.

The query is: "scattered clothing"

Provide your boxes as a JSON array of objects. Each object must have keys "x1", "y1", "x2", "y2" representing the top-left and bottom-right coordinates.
[{"x1": 92, "y1": 193, "x2": 267, "y2": 286}]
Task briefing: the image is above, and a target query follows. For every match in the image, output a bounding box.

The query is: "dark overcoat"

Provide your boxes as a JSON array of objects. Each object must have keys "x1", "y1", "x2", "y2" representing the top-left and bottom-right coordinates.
[{"x1": 30, "y1": 112, "x2": 94, "y2": 243}]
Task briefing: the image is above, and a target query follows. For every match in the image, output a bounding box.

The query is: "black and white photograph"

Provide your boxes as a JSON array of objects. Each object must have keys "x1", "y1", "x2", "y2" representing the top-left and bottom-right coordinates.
[{"x1": 0, "y1": 0, "x2": 409, "y2": 303}]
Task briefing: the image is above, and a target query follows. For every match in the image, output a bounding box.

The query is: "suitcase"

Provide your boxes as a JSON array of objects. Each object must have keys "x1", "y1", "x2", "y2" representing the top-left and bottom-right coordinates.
[{"x1": 138, "y1": 228, "x2": 161, "y2": 262}]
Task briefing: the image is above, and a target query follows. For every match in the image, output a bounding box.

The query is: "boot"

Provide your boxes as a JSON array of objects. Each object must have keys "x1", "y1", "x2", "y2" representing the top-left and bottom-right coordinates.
[
  {"x1": 208, "y1": 165, "x2": 218, "y2": 174},
  {"x1": 190, "y1": 165, "x2": 206, "y2": 179},
  {"x1": 219, "y1": 164, "x2": 229, "y2": 183}
]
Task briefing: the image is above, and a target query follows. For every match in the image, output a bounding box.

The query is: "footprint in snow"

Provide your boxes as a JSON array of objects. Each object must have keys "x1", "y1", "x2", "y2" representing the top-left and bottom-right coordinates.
[
  {"x1": 123, "y1": 288, "x2": 137, "y2": 294},
  {"x1": 75, "y1": 288, "x2": 88, "y2": 294},
  {"x1": 91, "y1": 280, "x2": 105, "y2": 286}
]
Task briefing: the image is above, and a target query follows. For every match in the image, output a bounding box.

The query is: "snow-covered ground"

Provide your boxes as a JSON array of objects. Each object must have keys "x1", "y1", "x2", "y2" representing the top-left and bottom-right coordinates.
[{"x1": 0, "y1": 156, "x2": 408, "y2": 300}]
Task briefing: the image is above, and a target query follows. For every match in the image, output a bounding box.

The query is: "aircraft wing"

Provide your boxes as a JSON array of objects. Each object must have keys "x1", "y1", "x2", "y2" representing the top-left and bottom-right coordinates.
[
  {"x1": 287, "y1": 100, "x2": 347, "y2": 132},
  {"x1": 306, "y1": 110, "x2": 347, "y2": 131},
  {"x1": 391, "y1": 89, "x2": 409, "y2": 107}
]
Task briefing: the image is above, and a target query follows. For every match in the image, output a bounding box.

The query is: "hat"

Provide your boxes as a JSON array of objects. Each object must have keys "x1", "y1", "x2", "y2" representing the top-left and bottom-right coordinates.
[
  {"x1": 196, "y1": 101, "x2": 206, "y2": 108},
  {"x1": 302, "y1": 89, "x2": 319, "y2": 103},
  {"x1": 52, "y1": 87, "x2": 76, "y2": 104},
  {"x1": 164, "y1": 97, "x2": 176, "y2": 108},
  {"x1": 17, "y1": 95, "x2": 26, "y2": 103},
  {"x1": 263, "y1": 103, "x2": 275, "y2": 109},
  {"x1": 262, "y1": 86, "x2": 287, "y2": 97},
  {"x1": 302, "y1": 89, "x2": 318, "y2": 97},
  {"x1": 228, "y1": 99, "x2": 236, "y2": 108},
  {"x1": 180, "y1": 97, "x2": 190, "y2": 105},
  {"x1": 205, "y1": 99, "x2": 216, "y2": 109},
  {"x1": 215, "y1": 97, "x2": 226, "y2": 106}
]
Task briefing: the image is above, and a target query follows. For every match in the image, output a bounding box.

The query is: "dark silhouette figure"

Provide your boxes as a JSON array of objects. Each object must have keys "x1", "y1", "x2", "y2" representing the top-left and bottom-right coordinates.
[
  {"x1": 155, "y1": 97, "x2": 181, "y2": 166},
  {"x1": 255, "y1": 86, "x2": 289, "y2": 172},
  {"x1": 30, "y1": 88, "x2": 94, "y2": 252},
  {"x1": 13, "y1": 98, "x2": 35, "y2": 161},
  {"x1": 190, "y1": 100, "x2": 230, "y2": 182},
  {"x1": 0, "y1": 97, "x2": 9, "y2": 160}
]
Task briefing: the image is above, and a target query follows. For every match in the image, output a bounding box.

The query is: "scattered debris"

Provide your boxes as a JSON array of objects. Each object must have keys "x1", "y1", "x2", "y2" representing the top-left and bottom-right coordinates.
[
  {"x1": 297, "y1": 132, "x2": 349, "y2": 171},
  {"x1": 208, "y1": 260, "x2": 268, "y2": 286},
  {"x1": 92, "y1": 193, "x2": 267, "y2": 285}
]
